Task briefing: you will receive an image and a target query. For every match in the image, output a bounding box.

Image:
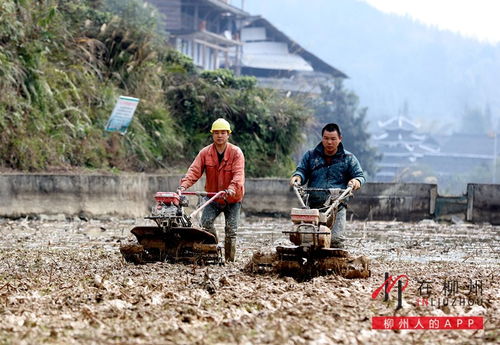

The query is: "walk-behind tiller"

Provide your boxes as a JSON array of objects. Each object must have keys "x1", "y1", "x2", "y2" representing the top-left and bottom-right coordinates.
[
  {"x1": 120, "y1": 190, "x2": 226, "y2": 265},
  {"x1": 247, "y1": 185, "x2": 370, "y2": 280}
]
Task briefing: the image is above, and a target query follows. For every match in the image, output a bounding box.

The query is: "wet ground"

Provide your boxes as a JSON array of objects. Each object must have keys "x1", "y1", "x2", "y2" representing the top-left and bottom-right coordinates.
[{"x1": 0, "y1": 215, "x2": 498, "y2": 344}]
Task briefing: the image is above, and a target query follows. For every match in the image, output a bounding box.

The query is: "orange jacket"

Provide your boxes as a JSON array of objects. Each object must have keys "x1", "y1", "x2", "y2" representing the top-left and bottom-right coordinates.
[{"x1": 180, "y1": 143, "x2": 245, "y2": 204}]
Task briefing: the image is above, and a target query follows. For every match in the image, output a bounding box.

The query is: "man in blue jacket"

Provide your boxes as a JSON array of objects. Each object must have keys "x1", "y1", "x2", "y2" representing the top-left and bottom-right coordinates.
[{"x1": 290, "y1": 123, "x2": 365, "y2": 248}]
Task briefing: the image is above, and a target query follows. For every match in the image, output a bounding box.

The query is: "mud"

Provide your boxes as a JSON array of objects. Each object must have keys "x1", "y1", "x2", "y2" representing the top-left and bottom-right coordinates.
[{"x1": 0, "y1": 216, "x2": 498, "y2": 344}]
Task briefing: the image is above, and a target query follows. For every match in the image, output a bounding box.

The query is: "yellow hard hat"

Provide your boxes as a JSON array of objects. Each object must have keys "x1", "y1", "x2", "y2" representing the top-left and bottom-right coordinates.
[{"x1": 210, "y1": 118, "x2": 232, "y2": 133}]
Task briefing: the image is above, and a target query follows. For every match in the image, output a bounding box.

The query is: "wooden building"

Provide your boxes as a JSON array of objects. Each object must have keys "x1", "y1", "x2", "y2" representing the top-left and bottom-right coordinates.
[
  {"x1": 239, "y1": 17, "x2": 347, "y2": 93},
  {"x1": 145, "y1": 1, "x2": 346, "y2": 93},
  {"x1": 146, "y1": 0, "x2": 247, "y2": 70}
]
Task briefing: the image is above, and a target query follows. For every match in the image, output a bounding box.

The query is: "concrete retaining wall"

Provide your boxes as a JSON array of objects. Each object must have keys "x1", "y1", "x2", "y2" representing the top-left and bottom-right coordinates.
[
  {"x1": 0, "y1": 174, "x2": 203, "y2": 218},
  {"x1": 348, "y1": 183, "x2": 437, "y2": 221},
  {"x1": 243, "y1": 178, "x2": 298, "y2": 216},
  {"x1": 0, "y1": 174, "x2": 498, "y2": 223},
  {"x1": 467, "y1": 184, "x2": 500, "y2": 224},
  {"x1": 243, "y1": 180, "x2": 438, "y2": 222}
]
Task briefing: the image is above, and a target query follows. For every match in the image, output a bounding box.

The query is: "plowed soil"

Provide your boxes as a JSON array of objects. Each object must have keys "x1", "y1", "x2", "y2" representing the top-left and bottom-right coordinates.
[{"x1": 0, "y1": 216, "x2": 498, "y2": 344}]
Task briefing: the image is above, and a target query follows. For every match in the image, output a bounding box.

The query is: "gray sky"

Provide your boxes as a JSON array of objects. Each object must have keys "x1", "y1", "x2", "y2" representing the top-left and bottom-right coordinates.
[
  {"x1": 363, "y1": 0, "x2": 500, "y2": 44},
  {"x1": 238, "y1": 0, "x2": 500, "y2": 44}
]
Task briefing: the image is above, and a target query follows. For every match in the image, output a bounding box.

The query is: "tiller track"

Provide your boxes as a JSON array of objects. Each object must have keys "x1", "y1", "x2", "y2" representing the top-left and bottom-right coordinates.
[
  {"x1": 247, "y1": 186, "x2": 371, "y2": 280},
  {"x1": 120, "y1": 191, "x2": 225, "y2": 265}
]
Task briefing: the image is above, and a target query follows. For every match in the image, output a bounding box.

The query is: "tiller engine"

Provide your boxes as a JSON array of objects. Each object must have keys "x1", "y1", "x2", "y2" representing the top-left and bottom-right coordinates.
[
  {"x1": 248, "y1": 186, "x2": 370, "y2": 280},
  {"x1": 120, "y1": 191, "x2": 225, "y2": 265}
]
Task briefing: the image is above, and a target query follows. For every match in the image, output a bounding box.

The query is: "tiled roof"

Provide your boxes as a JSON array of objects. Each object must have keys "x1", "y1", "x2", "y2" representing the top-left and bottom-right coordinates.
[{"x1": 377, "y1": 116, "x2": 419, "y2": 132}]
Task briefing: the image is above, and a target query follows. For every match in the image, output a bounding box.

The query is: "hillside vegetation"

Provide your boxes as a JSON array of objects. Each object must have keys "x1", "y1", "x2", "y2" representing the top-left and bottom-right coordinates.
[{"x1": 0, "y1": 0, "x2": 308, "y2": 176}]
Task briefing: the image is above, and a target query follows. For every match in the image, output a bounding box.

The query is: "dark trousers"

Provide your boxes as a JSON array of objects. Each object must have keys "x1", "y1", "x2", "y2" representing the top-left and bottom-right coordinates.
[{"x1": 200, "y1": 201, "x2": 241, "y2": 241}]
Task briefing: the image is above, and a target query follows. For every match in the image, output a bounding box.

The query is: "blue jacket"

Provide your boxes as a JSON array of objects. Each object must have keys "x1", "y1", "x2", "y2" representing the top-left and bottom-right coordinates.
[{"x1": 292, "y1": 142, "x2": 365, "y2": 206}]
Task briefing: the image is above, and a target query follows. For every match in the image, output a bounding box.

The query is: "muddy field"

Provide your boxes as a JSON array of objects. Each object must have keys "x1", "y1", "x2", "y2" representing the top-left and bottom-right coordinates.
[{"x1": 0, "y1": 215, "x2": 498, "y2": 345}]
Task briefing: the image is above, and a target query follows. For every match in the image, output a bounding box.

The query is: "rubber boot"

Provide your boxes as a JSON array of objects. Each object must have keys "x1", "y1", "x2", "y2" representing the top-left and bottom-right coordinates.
[
  {"x1": 224, "y1": 238, "x2": 236, "y2": 262},
  {"x1": 330, "y1": 238, "x2": 345, "y2": 249}
]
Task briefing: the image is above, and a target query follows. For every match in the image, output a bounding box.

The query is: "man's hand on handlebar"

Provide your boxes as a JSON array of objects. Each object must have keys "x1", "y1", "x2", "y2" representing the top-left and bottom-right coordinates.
[
  {"x1": 290, "y1": 175, "x2": 302, "y2": 186},
  {"x1": 224, "y1": 188, "x2": 235, "y2": 197},
  {"x1": 347, "y1": 179, "x2": 361, "y2": 191},
  {"x1": 177, "y1": 186, "x2": 186, "y2": 194}
]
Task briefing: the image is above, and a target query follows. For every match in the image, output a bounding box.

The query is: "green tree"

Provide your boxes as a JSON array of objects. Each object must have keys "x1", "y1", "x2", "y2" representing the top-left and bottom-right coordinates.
[
  {"x1": 167, "y1": 69, "x2": 309, "y2": 177},
  {"x1": 312, "y1": 79, "x2": 380, "y2": 176}
]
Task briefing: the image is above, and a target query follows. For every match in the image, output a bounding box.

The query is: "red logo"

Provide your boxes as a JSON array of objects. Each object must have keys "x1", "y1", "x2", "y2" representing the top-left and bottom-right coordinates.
[{"x1": 372, "y1": 274, "x2": 409, "y2": 299}]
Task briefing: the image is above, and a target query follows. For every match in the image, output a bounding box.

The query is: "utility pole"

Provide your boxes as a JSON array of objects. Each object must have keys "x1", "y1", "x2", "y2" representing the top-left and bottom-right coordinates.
[{"x1": 494, "y1": 131, "x2": 498, "y2": 184}]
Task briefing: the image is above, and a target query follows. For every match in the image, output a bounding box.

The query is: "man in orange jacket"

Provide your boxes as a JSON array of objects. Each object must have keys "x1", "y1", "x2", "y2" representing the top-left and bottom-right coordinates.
[{"x1": 178, "y1": 118, "x2": 245, "y2": 262}]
